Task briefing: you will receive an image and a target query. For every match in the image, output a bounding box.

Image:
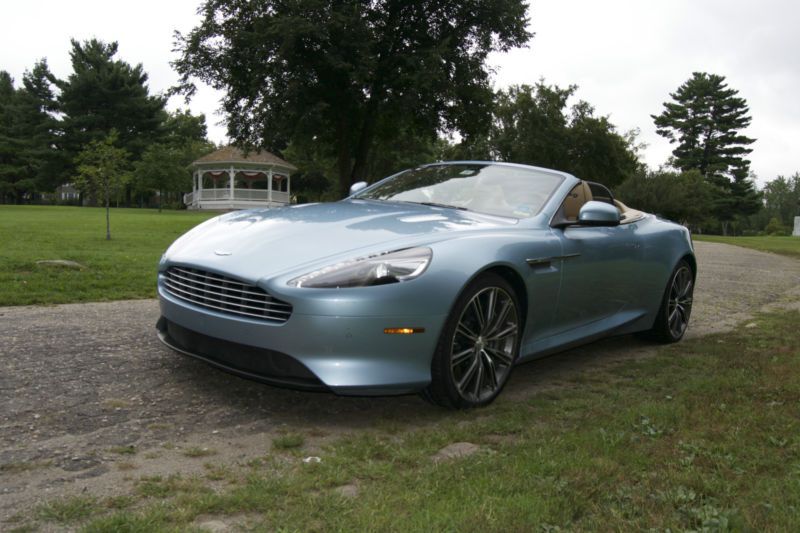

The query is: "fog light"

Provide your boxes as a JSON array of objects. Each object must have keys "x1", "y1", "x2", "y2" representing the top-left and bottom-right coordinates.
[{"x1": 383, "y1": 327, "x2": 425, "y2": 334}]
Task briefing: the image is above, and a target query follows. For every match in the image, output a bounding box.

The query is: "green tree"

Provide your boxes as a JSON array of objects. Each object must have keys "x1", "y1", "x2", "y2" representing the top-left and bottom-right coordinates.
[
  {"x1": 173, "y1": 0, "x2": 532, "y2": 197},
  {"x1": 478, "y1": 83, "x2": 639, "y2": 186},
  {"x1": 653, "y1": 72, "x2": 754, "y2": 178},
  {"x1": 161, "y1": 108, "x2": 209, "y2": 147},
  {"x1": 280, "y1": 139, "x2": 338, "y2": 202},
  {"x1": 566, "y1": 101, "x2": 641, "y2": 186},
  {"x1": 652, "y1": 72, "x2": 757, "y2": 233},
  {"x1": 57, "y1": 39, "x2": 165, "y2": 182},
  {"x1": 0, "y1": 63, "x2": 63, "y2": 202},
  {"x1": 74, "y1": 131, "x2": 130, "y2": 239},
  {"x1": 131, "y1": 144, "x2": 186, "y2": 211},
  {"x1": 615, "y1": 169, "x2": 717, "y2": 229},
  {"x1": 131, "y1": 109, "x2": 213, "y2": 209},
  {"x1": 764, "y1": 217, "x2": 789, "y2": 236},
  {"x1": 0, "y1": 71, "x2": 24, "y2": 203},
  {"x1": 14, "y1": 60, "x2": 63, "y2": 194},
  {"x1": 761, "y1": 173, "x2": 800, "y2": 228},
  {"x1": 491, "y1": 83, "x2": 572, "y2": 169},
  {"x1": 132, "y1": 139, "x2": 214, "y2": 210},
  {"x1": 724, "y1": 169, "x2": 762, "y2": 229}
]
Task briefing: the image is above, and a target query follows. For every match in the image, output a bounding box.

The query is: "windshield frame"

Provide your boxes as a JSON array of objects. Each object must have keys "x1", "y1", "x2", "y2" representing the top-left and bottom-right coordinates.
[{"x1": 351, "y1": 162, "x2": 567, "y2": 220}]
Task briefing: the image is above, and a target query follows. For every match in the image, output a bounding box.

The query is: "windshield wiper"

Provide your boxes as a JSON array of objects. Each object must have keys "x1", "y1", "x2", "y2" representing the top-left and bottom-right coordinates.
[{"x1": 411, "y1": 201, "x2": 468, "y2": 211}]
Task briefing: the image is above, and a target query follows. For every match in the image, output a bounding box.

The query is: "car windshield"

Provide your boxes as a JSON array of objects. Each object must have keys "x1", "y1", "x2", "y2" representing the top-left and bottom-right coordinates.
[{"x1": 353, "y1": 163, "x2": 564, "y2": 219}]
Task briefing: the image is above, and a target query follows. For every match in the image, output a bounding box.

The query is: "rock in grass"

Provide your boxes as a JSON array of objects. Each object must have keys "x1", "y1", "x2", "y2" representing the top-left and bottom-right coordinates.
[
  {"x1": 432, "y1": 442, "x2": 481, "y2": 462},
  {"x1": 334, "y1": 483, "x2": 359, "y2": 498},
  {"x1": 196, "y1": 520, "x2": 229, "y2": 532},
  {"x1": 36, "y1": 259, "x2": 87, "y2": 270}
]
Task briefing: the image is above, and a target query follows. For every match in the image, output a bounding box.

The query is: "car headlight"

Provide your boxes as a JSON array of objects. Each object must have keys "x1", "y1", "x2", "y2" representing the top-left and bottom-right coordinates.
[{"x1": 288, "y1": 247, "x2": 432, "y2": 288}]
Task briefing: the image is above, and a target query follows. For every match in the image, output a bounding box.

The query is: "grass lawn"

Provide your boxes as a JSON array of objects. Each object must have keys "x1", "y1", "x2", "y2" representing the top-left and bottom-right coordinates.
[
  {"x1": 694, "y1": 234, "x2": 800, "y2": 259},
  {"x1": 14, "y1": 309, "x2": 800, "y2": 532},
  {"x1": 0, "y1": 205, "x2": 216, "y2": 306}
]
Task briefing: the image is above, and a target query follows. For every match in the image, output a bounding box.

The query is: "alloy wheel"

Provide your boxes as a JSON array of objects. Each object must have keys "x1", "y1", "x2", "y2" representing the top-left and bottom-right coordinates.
[
  {"x1": 449, "y1": 286, "x2": 519, "y2": 403},
  {"x1": 667, "y1": 265, "x2": 694, "y2": 338}
]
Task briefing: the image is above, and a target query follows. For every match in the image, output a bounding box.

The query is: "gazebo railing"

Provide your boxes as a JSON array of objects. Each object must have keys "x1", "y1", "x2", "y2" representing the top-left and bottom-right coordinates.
[
  {"x1": 184, "y1": 189, "x2": 290, "y2": 206},
  {"x1": 269, "y1": 190, "x2": 290, "y2": 203}
]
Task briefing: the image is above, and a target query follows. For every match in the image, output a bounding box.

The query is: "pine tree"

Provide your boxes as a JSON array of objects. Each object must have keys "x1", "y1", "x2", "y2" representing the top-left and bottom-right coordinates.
[
  {"x1": 0, "y1": 63, "x2": 61, "y2": 203},
  {"x1": 0, "y1": 71, "x2": 24, "y2": 202},
  {"x1": 653, "y1": 72, "x2": 754, "y2": 179},
  {"x1": 15, "y1": 60, "x2": 63, "y2": 194},
  {"x1": 56, "y1": 39, "x2": 165, "y2": 184},
  {"x1": 653, "y1": 73, "x2": 758, "y2": 233}
]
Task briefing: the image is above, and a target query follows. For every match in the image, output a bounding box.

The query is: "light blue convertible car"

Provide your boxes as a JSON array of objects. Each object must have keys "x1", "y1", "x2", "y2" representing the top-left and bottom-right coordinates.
[{"x1": 157, "y1": 162, "x2": 695, "y2": 408}]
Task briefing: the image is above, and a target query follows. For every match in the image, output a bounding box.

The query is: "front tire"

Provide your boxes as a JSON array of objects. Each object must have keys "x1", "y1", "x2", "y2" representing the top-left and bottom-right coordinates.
[
  {"x1": 646, "y1": 259, "x2": 694, "y2": 343},
  {"x1": 422, "y1": 273, "x2": 521, "y2": 408}
]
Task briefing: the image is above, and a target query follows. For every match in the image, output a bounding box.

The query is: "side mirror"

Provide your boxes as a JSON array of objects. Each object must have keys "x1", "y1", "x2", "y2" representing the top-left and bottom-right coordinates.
[
  {"x1": 349, "y1": 181, "x2": 368, "y2": 196},
  {"x1": 577, "y1": 201, "x2": 621, "y2": 226}
]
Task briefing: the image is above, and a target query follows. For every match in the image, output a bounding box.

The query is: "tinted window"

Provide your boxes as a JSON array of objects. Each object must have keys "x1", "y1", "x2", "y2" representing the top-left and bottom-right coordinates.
[{"x1": 587, "y1": 182, "x2": 615, "y2": 205}]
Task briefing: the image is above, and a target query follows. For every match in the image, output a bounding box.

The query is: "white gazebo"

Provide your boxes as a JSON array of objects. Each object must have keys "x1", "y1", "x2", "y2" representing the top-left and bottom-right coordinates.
[{"x1": 184, "y1": 146, "x2": 297, "y2": 210}]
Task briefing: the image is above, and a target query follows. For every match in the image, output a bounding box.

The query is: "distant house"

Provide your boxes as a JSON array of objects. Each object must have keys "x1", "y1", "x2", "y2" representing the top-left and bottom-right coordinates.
[
  {"x1": 184, "y1": 146, "x2": 297, "y2": 210},
  {"x1": 55, "y1": 183, "x2": 80, "y2": 203}
]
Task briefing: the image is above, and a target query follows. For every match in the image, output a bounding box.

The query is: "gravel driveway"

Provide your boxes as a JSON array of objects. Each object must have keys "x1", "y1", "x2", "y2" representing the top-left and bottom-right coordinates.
[{"x1": 1, "y1": 241, "x2": 799, "y2": 522}]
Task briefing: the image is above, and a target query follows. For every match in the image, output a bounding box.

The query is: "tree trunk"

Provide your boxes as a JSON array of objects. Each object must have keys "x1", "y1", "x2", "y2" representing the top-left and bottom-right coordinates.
[
  {"x1": 105, "y1": 184, "x2": 111, "y2": 241},
  {"x1": 350, "y1": 98, "x2": 380, "y2": 185},
  {"x1": 336, "y1": 116, "x2": 353, "y2": 198},
  {"x1": 158, "y1": 189, "x2": 163, "y2": 213}
]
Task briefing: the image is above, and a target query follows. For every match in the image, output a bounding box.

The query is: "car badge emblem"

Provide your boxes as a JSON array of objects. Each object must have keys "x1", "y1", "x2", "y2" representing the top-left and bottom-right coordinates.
[{"x1": 214, "y1": 250, "x2": 232, "y2": 256}]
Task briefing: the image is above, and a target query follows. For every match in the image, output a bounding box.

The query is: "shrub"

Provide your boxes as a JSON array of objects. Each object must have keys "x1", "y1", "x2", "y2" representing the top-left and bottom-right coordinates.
[{"x1": 764, "y1": 217, "x2": 789, "y2": 236}]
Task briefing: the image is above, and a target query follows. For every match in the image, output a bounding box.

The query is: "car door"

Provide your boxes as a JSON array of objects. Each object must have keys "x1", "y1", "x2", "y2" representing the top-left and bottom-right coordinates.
[{"x1": 550, "y1": 182, "x2": 644, "y2": 334}]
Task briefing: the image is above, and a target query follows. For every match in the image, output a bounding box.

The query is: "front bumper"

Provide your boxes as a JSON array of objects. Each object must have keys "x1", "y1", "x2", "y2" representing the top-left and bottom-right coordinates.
[{"x1": 157, "y1": 283, "x2": 446, "y2": 395}]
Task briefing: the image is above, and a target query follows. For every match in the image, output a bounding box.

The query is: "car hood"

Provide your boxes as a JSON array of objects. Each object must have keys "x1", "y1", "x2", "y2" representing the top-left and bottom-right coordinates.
[{"x1": 163, "y1": 200, "x2": 517, "y2": 281}]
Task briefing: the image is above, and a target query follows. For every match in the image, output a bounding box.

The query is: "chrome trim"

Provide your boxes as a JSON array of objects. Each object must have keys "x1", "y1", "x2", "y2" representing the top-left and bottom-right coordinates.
[
  {"x1": 163, "y1": 267, "x2": 292, "y2": 323},
  {"x1": 171, "y1": 267, "x2": 260, "y2": 291},
  {"x1": 166, "y1": 271, "x2": 290, "y2": 308},
  {"x1": 526, "y1": 253, "x2": 581, "y2": 266},
  {"x1": 163, "y1": 280, "x2": 292, "y2": 315}
]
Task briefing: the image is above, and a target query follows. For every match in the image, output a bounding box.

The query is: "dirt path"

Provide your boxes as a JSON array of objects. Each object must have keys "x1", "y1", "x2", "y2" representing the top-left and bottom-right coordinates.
[{"x1": 1, "y1": 241, "x2": 799, "y2": 523}]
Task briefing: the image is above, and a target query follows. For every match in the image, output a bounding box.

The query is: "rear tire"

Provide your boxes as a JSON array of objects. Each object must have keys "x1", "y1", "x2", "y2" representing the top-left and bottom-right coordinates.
[
  {"x1": 645, "y1": 259, "x2": 694, "y2": 343},
  {"x1": 422, "y1": 273, "x2": 521, "y2": 408}
]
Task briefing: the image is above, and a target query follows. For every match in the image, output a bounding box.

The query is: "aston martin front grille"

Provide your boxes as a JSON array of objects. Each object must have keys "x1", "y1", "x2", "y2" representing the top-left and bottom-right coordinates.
[{"x1": 162, "y1": 267, "x2": 292, "y2": 323}]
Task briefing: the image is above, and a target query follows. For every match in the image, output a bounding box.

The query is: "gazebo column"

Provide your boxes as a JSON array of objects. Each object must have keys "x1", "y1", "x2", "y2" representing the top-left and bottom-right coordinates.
[
  {"x1": 192, "y1": 171, "x2": 198, "y2": 207},
  {"x1": 229, "y1": 166, "x2": 235, "y2": 203},
  {"x1": 287, "y1": 173, "x2": 291, "y2": 204},
  {"x1": 268, "y1": 169, "x2": 273, "y2": 205}
]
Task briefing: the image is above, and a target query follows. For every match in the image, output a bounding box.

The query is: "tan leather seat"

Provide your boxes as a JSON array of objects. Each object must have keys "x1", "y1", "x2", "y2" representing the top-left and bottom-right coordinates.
[
  {"x1": 614, "y1": 200, "x2": 646, "y2": 224},
  {"x1": 562, "y1": 182, "x2": 593, "y2": 221}
]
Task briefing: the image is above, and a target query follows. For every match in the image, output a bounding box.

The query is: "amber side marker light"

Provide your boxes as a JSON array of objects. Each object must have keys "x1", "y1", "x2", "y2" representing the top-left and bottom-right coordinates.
[{"x1": 383, "y1": 327, "x2": 425, "y2": 334}]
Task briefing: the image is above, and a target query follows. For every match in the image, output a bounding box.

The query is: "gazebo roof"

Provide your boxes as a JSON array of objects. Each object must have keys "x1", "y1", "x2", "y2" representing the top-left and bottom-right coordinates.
[{"x1": 192, "y1": 145, "x2": 297, "y2": 170}]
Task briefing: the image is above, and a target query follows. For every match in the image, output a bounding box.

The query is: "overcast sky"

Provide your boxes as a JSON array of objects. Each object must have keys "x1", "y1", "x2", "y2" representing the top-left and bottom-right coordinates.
[{"x1": 3, "y1": 0, "x2": 798, "y2": 184}]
